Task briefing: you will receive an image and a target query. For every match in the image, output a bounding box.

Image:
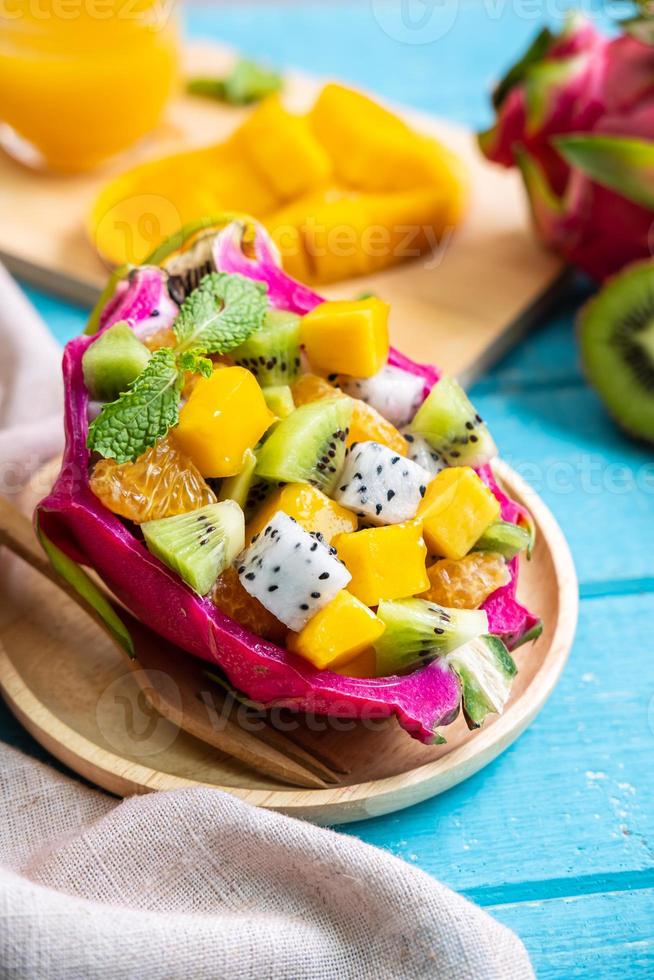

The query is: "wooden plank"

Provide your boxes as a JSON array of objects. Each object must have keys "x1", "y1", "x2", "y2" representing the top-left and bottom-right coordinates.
[
  {"x1": 491, "y1": 889, "x2": 654, "y2": 979},
  {"x1": 0, "y1": 42, "x2": 562, "y2": 385}
]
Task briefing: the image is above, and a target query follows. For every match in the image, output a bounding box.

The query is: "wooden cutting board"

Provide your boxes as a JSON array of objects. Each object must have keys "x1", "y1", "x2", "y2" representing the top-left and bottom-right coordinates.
[{"x1": 0, "y1": 42, "x2": 564, "y2": 384}]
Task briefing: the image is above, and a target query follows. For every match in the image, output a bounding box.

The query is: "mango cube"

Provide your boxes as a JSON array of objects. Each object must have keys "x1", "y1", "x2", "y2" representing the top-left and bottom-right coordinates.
[
  {"x1": 287, "y1": 591, "x2": 385, "y2": 670},
  {"x1": 246, "y1": 483, "x2": 358, "y2": 545},
  {"x1": 174, "y1": 367, "x2": 274, "y2": 478},
  {"x1": 300, "y1": 298, "x2": 389, "y2": 378},
  {"x1": 333, "y1": 522, "x2": 429, "y2": 607},
  {"x1": 418, "y1": 467, "x2": 500, "y2": 560},
  {"x1": 233, "y1": 96, "x2": 332, "y2": 202}
]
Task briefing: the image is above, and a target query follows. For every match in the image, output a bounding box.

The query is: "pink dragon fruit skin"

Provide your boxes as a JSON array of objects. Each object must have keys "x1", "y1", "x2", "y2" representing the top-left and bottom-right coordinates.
[
  {"x1": 35, "y1": 221, "x2": 535, "y2": 742},
  {"x1": 479, "y1": 15, "x2": 654, "y2": 281},
  {"x1": 476, "y1": 465, "x2": 542, "y2": 648},
  {"x1": 98, "y1": 266, "x2": 179, "y2": 341}
]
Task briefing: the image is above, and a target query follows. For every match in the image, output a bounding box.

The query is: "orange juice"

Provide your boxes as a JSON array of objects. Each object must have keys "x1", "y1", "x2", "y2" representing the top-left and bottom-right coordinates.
[{"x1": 0, "y1": 0, "x2": 179, "y2": 171}]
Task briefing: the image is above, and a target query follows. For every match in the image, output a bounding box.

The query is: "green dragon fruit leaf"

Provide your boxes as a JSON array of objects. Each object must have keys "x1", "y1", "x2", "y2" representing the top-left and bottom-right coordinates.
[
  {"x1": 523, "y1": 54, "x2": 588, "y2": 134},
  {"x1": 555, "y1": 135, "x2": 654, "y2": 211},
  {"x1": 515, "y1": 148, "x2": 565, "y2": 241},
  {"x1": 492, "y1": 25, "x2": 554, "y2": 110},
  {"x1": 38, "y1": 525, "x2": 135, "y2": 657}
]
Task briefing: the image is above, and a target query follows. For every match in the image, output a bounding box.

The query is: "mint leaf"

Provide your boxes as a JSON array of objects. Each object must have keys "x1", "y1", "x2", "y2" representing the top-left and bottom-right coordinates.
[
  {"x1": 87, "y1": 348, "x2": 180, "y2": 464},
  {"x1": 188, "y1": 58, "x2": 282, "y2": 106},
  {"x1": 178, "y1": 351, "x2": 213, "y2": 378},
  {"x1": 173, "y1": 272, "x2": 268, "y2": 355}
]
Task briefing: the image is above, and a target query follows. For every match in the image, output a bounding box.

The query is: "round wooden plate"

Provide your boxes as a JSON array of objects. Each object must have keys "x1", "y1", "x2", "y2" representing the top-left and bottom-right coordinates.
[{"x1": 0, "y1": 461, "x2": 577, "y2": 825}]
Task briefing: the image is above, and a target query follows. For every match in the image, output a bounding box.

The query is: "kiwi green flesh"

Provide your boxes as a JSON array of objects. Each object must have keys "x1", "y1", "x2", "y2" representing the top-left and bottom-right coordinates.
[
  {"x1": 579, "y1": 262, "x2": 654, "y2": 443},
  {"x1": 255, "y1": 398, "x2": 353, "y2": 494},
  {"x1": 472, "y1": 521, "x2": 530, "y2": 559},
  {"x1": 219, "y1": 449, "x2": 258, "y2": 509},
  {"x1": 141, "y1": 502, "x2": 244, "y2": 596},
  {"x1": 218, "y1": 451, "x2": 283, "y2": 523},
  {"x1": 447, "y1": 635, "x2": 516, "y2": 728},
  {"x1": 263, "y1": 385, "x2": 295, "y2": 418},
  {"x1": 374, "y1": 598, "x2": 488, "y2": 676},
  {"x1": 82, "y1": 322, "x2": 151, "y2": 401},
  {"x1": 232, "y1": 310, "x2": 302, "y2": 386},
  {"x1": 410, "y1": 376, "x2": 496, "y2": 466}
]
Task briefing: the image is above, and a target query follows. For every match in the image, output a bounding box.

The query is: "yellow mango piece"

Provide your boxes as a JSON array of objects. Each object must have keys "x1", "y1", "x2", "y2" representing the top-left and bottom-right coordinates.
[
  {"x1": 310, "y1": 83, "x2": 468, "y2": 216},
  {"x1": 232, "y1": 96, "x2": 332, "y2": 202},
  {"x1": 267, "y1": 184, "x2": 457, "y2": 284},
  {"x1": 348, "y1": 401, "x2": 408, "y2": 455},
  {"x1": 174, "y1": 367, "x2": 274, "y2": 478},
  {"x1": 287, "y1": 591, "x2": 385, "y2": 670},
  {"x1": 246, "y1": 483, "x2": 357, "y2": 544},
  {"x1": 418, "y1": 467, "x2": 501, "y2": 560},
  {"x1": 90, "y1": 141, "x2": 281, "y2": 266},
  {"x1": 300, "y1": 298, "x2": 389, "y2": 378},
  {"x1": 333, "y1": 522, "x2": 429, "y2": 607},
  {"x1": 334, "y1": 646, "x2": 378, "y2": 678}
]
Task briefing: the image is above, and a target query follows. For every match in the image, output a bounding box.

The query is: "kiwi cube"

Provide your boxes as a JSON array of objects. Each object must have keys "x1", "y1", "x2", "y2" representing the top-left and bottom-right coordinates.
[{"x1": 82, "y1": 321, "x2": 151, "y2": 401}]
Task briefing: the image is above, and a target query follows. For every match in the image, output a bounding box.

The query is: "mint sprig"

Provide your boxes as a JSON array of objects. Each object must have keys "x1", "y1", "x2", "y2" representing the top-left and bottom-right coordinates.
[
  {"x1": 88, "y1": 349, "x2": 181, "y2": 464},
  {"x1": 173, "y1": 272, "x2": 268, "y2": 354},
  {"x1": 86, "y1": 271, "x2": 269, "y2": 463}
]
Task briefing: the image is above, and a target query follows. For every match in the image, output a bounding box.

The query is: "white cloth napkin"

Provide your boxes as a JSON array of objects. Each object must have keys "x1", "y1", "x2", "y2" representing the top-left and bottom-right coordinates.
[{"x1": 0, "y1": 264, "x2": 534, "y2": 980}]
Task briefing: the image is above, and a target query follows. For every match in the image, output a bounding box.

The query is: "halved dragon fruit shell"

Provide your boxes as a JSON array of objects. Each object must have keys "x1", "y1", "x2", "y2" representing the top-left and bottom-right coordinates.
[{"x1": 36, "y1": 220, "x2": 537, "y2": 742}]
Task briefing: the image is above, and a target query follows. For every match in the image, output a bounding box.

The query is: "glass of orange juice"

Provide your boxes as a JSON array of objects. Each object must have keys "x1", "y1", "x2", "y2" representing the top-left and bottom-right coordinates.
[{"x1": 0, "y1": 0, "x2": 179, "y2": 172}]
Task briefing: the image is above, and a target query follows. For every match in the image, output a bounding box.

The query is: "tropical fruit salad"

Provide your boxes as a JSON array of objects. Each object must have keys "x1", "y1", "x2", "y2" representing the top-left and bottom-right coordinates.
[{"x1": 36, "y1": 218, "x2": 541, "y2": 743}]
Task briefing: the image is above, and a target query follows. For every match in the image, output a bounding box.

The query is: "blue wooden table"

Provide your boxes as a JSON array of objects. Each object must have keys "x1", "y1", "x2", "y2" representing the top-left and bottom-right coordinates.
[{"x1": 3, "y1": 3, "x2": 653, "y2": 976}]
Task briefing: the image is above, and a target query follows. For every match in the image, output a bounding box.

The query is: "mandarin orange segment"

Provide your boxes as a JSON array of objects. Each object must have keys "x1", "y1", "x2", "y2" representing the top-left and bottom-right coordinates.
[
  {"x1": 211, "y1": 566, "x2": 287, "y2": 643},
  {"x1": 291, "y1": 372, "x2": 341, "y2": 406},
  {"x1": 349, "y1": 400, "x2": 408, "y2": 454},
  {"x1": 89, "y1": 435, "x2": 216, "y2": 524},
  {"x1": 142, "y1": 327, "x2": 177, "y2": 352},
  {"x1": 420, "y1": 552, "x2": 510, "y2": 609},
  {"x1": 291, "y1": 373, "x2": 407, "y2": 453}
]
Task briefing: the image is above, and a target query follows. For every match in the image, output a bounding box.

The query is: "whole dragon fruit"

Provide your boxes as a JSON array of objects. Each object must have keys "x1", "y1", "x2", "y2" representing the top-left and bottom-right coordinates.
[{"x1": 479, "y1": 12, "x2": 654, "y2": 281}]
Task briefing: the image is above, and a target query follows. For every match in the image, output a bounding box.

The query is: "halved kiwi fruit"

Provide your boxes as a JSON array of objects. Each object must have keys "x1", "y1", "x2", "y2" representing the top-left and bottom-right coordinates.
[
  {"x1": 410, "y1": 376, "x2": 497, "y2": 467},
  {"x1": 141, "y1": 501, "x2": 245, "y2": 595},
  {"x1": 164, "y1": 233, "x2": 216, "y2": 304},
  {"x1": 231, "y1": 310, "x2": 302, "y2": 386},
  {"x1": 578, "y1": 261, "x2": 654, "y2": 443},
  {"x1": 472, "y1": 521, "x2": 531, "y2": 560},
  {"x1": 374, "y1": 598, "x2": 488, "y2": 676},
  {"x1": 218, "y1": 449, "x2": 283, "y2": 521},
  {"x1": 255, "y1": 399, "x2": 353, "y2": 494}
]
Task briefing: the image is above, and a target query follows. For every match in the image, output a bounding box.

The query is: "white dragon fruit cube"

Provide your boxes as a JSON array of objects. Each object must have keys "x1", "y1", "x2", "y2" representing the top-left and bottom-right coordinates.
[
  {"x1": 339, "y1": 365, "x2": 424, "y2": 427},
  {"x1": 334, "y1": 441, "x2": 432, "y2": 526},
  {"x1": 236, "y1": 511, "x2": 351, "y2": 632}
]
